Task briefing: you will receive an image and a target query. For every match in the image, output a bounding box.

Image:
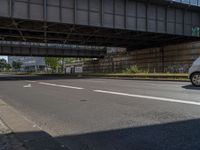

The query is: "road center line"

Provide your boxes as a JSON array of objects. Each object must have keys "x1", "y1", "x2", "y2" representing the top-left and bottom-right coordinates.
[
  {"x1": 94, "y1": 90, "x2": 200, "y2": 106},
  {"x1": 39, "y1": 82, "x2": 84, "y2": 90}
]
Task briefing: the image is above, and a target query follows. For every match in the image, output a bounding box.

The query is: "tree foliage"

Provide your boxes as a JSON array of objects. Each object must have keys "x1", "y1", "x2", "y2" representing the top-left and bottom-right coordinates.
[
  {"x1": 44, "y1": 57, "x2": 87, "y2": 73},
  {"x1": 63, "y1": 58, "x2": 76, "y2": 64},
  {"x1": 0, "y1": 59, "x2": 11, "y2": 71},
  {"x1": 12, "y1": 61, "x2": 22, "y2": 70},
  {"x1": 45, "y1": 57, "x2": 61, "y2": 71},
  {"x1": 0, "y1": 59, "x2": 6, "y2": 67}
]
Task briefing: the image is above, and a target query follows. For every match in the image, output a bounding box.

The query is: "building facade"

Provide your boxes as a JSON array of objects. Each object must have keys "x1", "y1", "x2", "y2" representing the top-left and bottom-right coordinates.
[{"x1": 8, "y1": 56, "x2": 46, "y2": 72}]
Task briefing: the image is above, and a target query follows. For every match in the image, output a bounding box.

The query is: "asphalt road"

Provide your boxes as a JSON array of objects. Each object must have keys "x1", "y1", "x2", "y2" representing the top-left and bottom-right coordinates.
[{"x1": 0, "y1": 74, "x2": 200, "y2": 150}]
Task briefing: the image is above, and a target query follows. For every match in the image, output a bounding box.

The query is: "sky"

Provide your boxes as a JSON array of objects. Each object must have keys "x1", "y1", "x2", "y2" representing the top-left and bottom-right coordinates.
[{"x1": 0, "y1": 56, "x2": 8, "y2": 62}]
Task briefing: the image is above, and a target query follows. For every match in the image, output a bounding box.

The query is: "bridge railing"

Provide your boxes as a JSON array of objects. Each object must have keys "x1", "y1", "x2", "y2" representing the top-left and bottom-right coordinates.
[
  {"x1": 0, "y1": 41, "x2": 106, "y2": 51},
  {"x1": 172, "y1": 0, "x2": 200, "y2": 6}
]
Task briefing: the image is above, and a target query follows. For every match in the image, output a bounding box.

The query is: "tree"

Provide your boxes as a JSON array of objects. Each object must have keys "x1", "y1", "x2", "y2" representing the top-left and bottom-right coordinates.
[
  {"x1": 0, "y1": 59, "x2": 12, "y2": 71},
  {"x1": 12, "y1": 61, "x2": 22, "y2": 70},
  {"x1": 0, "y1": 59, "x2": 6, "y2": 67},
  {"x1": 5, "y1": 63, "x2": 11, "y2": 70},
  {"x1": 63, "y1": 58, "x2": 76, "y2": 64},
  {"x1": 0, "y1": 59, "x2": 7, "y2": 71},
  {"x1": 45, "y1": 57, "x2": 61, "y2": 72}
]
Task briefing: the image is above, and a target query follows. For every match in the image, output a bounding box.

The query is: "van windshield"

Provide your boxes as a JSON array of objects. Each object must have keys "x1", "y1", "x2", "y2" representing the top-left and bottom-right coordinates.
[{"x1": 193, "y1": 57, "x2": 200, "y2": 65}]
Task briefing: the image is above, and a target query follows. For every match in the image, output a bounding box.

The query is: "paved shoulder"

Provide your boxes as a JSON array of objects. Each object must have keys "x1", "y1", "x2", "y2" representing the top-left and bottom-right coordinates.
[{"x1": 0, "y1": 99, "x2": 68, "y2": 150}]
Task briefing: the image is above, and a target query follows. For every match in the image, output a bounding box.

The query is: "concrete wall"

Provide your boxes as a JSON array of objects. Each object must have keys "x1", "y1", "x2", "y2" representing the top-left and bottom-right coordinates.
[{"x1": 84, "y1": 42, "x2": 200, "y2": 73}]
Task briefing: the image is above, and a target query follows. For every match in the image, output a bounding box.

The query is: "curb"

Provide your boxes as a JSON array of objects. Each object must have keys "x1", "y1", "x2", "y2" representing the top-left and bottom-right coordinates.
[
  {"x1": 36, "y1": 73, "x2": 189, "y2": 82},
  {"x1": 37, "y1": 74, "x2": 190, "y2": 82},
  {"x1": 0, "y1": 117, "x2": 12, "y2": 135}
]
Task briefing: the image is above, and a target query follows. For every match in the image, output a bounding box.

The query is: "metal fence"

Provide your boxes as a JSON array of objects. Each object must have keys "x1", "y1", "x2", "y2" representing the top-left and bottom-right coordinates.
[{"x1": 84, "y1": 42, "x2": 200, "y2": 73}]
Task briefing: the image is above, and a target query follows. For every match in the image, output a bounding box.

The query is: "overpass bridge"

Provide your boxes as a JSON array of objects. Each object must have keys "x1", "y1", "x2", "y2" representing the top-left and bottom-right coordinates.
[
  {"x1": 0, "y1": 41, "x2": 106, "y2": 57},
  {"x1": 0, "y1": 0, "x2": 200, "y2": 55}
]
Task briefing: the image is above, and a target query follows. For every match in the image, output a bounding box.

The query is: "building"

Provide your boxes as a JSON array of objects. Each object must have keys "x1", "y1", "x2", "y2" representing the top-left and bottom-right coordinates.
[{"x1": 8, "y1": 56, "x2": 46, "y2": 72}]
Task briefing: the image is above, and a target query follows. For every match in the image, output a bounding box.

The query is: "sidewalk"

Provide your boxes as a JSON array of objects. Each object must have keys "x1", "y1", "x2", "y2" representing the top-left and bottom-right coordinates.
[
  {"x1": 0, "y1": 118, "x2": 27, "y2": 150},
  {"x1": 0, "y1": 99, "x2": 68, "y2": 150}
]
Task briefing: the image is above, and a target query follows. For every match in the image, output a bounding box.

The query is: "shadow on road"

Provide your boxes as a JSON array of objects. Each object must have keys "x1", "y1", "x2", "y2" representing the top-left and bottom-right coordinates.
[
  {"x1": 6, "y1": 118, "x2": 200, "y2": 150},
  {"x1": 182, "y1": 85, "x2": 200, "y2": 90}
]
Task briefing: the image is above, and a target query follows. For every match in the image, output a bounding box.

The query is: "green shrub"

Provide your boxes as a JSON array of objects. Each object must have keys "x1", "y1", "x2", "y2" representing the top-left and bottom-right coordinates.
[{"x1": 125, "y1": 65, "x2": 141, "y2": 74}]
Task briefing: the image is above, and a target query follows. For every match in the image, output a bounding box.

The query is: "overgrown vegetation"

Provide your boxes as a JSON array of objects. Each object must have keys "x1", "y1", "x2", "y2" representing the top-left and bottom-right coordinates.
[{"x1": 124, "y1": 65, "x2": 145, "y2": 74}]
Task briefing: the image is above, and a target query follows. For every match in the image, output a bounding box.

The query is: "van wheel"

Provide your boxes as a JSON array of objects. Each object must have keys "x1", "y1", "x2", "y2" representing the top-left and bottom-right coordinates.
[{"x1": 191, "y1": 72, "x2": 200, "y2": 87}]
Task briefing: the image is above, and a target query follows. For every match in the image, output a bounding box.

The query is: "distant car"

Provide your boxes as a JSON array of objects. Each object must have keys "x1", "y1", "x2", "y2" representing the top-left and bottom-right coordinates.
[{"x1": 189, "y1": 57, "x2": 200, "y2": 86}]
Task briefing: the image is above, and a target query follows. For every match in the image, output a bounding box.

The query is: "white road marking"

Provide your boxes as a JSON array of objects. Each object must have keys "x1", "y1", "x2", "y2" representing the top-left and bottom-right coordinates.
[
  {"x1": 94, "y1": 90, "x2": 200, "y2": 106},
  {"x1": 23, "y1": 84, "x2": 32, "y2": 88},
  {"x1": 27, "y1": 81, "x2": 37, "y2": 83},
  {"x1": 39, "y1": 82, "x2": 84, "y2": 90}
]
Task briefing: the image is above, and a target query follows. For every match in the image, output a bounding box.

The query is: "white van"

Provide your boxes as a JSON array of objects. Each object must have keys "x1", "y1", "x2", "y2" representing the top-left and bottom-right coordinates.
[{"x1": 189, "y1": 57, "x2": 200, "y2": 86}]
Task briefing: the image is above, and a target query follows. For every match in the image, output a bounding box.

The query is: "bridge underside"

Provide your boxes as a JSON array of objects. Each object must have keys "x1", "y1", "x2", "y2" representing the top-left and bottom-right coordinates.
[
  {"x1": 0, "y1": 41, "x2": 106, "y2": 58},
  {"x1": 0, "y1": 0, "x2": 200, "y2": 55},
  {"x1": 0, "y1": 17, "x2": 199, "y2": 50}
]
